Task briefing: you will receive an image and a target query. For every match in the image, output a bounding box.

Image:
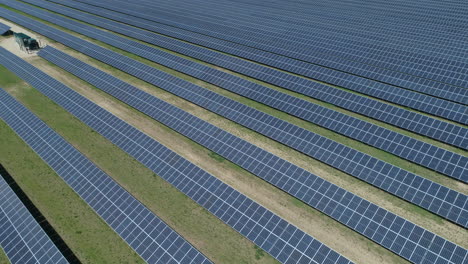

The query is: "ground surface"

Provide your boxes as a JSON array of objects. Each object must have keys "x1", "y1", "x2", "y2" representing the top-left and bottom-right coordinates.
[
  {"x1": 0, "y1": 247, "x2": 9, "y2": 264},
  {"x1": 0, "y1": 17, "x2": 46, "y2": 58}
]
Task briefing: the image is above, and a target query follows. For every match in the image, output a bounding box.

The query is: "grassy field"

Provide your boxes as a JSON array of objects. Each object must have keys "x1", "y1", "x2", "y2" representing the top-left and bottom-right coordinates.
[
  {"x1": 0, "y1": 2, "x2": 466, "y2": 264},
  {"x1": 0, "y1": 247, "x2": 9, "y2": 264},
  {"x1": 0, "y1": 65, "x2": 277, "y2": 264}
]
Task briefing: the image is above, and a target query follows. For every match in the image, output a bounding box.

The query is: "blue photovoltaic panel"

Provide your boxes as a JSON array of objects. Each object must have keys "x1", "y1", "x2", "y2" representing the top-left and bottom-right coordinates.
[
  {"x1": 4, "y1": 1, "x2": 467, "y2": 182},
  {"x1": 70, "y1": 0, "x2": 468, "y2": 103},
  {"x1": 0, "y1": 176, "x2": 68, "y2": 264},
  {"x1": 33, "y1": 45, "x2": 468, "y2": 264},
  {"x1": 38, "y1": 45, "x2": 468, "y2": 229},
  {"x1": 0, "y1": 88, "x2": 210, "y2": 264},
  {"x1": 0, "y1": 48, "x2": 353, "y2": 264},
  {"x1": 2, "y1": 7, "x2": 463, "y2": 229},
  {"x1": 19, "y1": 0, "x2": 468, "y2": 124},
  {"x1": 0, "y1": 22, "x2": 10, "y2": 35}
]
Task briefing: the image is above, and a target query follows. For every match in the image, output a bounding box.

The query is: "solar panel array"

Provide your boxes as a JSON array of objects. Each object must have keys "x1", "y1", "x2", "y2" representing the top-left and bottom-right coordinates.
[
  {"x1": 38, "y1": 42, "x2": 468, "y2": 231},
  {"x1": 0, "y1": 1, "x2": 466, "y2": 264},
  {"x1": 0, "y1": 175, "x2": 68, "y2": 264},
  {"x1": 15, "y1": 1, "x2": 468, "y2": 219},
  {"x1": 24, "y1": 0, "x2": 468, "y2": 125},
  {"x1": 71, "y1": 0, "x2": 468, "y2": 100},
  {"x1": 0, "y1": 71, "x2": 211, "y2": 264},
  {"x1": 19, "y1": 0, "x2": 468, "y2": 163},
  {"x1": 147, "y1": 0, "x2": 468, "y2": 87},
  {"x1": 0, "y1": 46, "x2": 354, "y2": 264},
  {"x1": 142, "y1": 0, "x2": 467, "y2": 92},
  {"x1": 37, "y1": 0, "x2": 468, "y2": 142},
  {"x1": 3, "y1": 41, "x2": 467, "y2": 264},
  {"x1": 3, "y1": 1, "x2": 467, "y2": 183},
  {"x1": 35, "y1": 0, "x2": 468, "y2": 130},
  {"x1": 70, "y1": 0, "x2": 468, "y2": 106},
  {"x1": 2, "y1": 5, "x2": 463, "y2": 228},
  {"x1": 35, "y1": 45, "x2": 468, "y2": 263},
  {"x1": 0, "y1": 22, "x2": 10, "y2": 35},
  {"x1": 137, "y1": 0, "x2": 467, "y2": 49}
]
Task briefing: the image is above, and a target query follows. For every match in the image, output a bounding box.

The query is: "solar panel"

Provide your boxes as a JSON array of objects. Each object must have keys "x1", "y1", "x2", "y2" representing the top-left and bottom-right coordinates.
[
  {"x1": 70, "y1": 0, "x2": 468, "y2": 102},
  {"x1": 2, "y1": 6, "x2": 463, "y2": 226},
  {"x1": 0, "y1": 87, "x2": 211, "y2": 264},
  {"x1": 2, "y1": 44, "x2": 467, "y2": 264},
  {"x1": 0, "y1": 175, "x2": 68, "y2": 264},
  {"x1": 17, "y1": 0, "x2": 468, "y2": 125},
  {"x1": 21, "y1": 0, "x2": 468, "y2": 153},
  {"x1": 4, "y1": 1, "x2": 466, "y2": 182},
  {"x1": 0, "y1": 48, "x2": 353, "y2": 264},
  {"x1": 0, "y1": 22, "x2": 10, "y2": 35}
]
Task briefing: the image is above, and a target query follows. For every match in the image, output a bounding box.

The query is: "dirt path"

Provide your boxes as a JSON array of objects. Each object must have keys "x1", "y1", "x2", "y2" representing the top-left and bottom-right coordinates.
[{"x1": 0, "y1": 18, "x2": 46, "y2": 58}]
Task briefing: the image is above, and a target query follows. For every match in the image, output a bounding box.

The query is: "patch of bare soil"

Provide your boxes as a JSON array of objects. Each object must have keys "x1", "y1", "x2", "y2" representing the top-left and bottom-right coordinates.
[{"x1": 0, "y1": 18, "x2": 47, "y2": 58}]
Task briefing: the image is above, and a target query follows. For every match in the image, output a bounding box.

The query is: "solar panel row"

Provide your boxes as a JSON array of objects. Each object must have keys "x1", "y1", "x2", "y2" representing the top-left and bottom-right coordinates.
[
  {"x1": 0, "y1": 74, "x2": 211, "y2": 264},
  {"x1": 72, "y1": 0, "x2": 468, "y2": 101},
  {"x1": 5, "y1": 6, "x2": 464, "y2": 226},
  {"x1": 35, "y1": 45, "x2": 468, "y2": 264},
  {"x1": 116, "y1": 0, "x2": 468, "y2": 94},
  {"x1": 0, "y1": 45, "x2": 353, "y2": 264},
  {"x1": 46, "y1": 0, "x2": 468, "y2": 121},
  {"x1": 38, "y1": 43, "x2": 468, "y2": 230},
  {"x1": 0, "y1": 22, "x2": 10, "y2": 35},
  {"x1": 0, "y1": 175, "x2": 68, "y2": 264},
  {"x1": 6, "y1": 0, "x2": 467, "y2": 183},
  {"x1": 24, "y1": 0, "x2": 468, "y2": 150}
]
